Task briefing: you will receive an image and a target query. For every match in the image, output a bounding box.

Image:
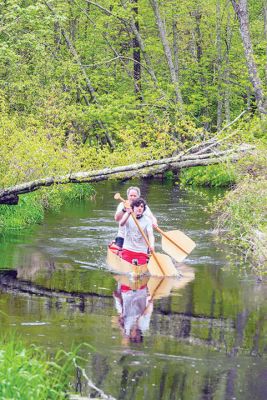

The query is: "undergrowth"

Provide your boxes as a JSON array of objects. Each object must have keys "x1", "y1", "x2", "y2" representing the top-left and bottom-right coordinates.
[
  {"x1": 213, "y1": 177, "x2": 267, "y2": 273},
  {"x1": 0, "y1": 184, "x2": 95, "y2": 234},
  {"x1": 0, "y1": 336, "x2": 78, "y2": 399},
  {"x1": 180, "y1": 163, "x2": 237, "y2": 187}
]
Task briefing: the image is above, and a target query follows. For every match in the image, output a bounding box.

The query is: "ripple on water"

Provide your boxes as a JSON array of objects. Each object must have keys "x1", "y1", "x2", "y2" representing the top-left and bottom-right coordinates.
[{"x1": 21, "y1": 322, "x2": 50, "y2": 326}]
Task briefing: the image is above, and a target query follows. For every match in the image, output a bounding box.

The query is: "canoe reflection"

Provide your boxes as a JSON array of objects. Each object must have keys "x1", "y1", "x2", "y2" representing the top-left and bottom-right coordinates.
[{"x1": 112, "y1": 265, "x2": 195, "y2": 345}]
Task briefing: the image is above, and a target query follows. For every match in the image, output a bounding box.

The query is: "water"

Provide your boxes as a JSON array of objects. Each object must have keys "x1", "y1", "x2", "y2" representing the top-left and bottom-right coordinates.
[{"x1": 0, "y1": 179, "x2": 266, "y2": 400}]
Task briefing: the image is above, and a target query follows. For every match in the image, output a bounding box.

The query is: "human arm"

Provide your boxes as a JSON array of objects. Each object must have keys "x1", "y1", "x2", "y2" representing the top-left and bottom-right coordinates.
[
  {"x1": 114, "y1": 200, "x2": 131, "y2": 222},
  {"x1": 119, "y1": 208, "x2": 132, "y2": 227},
  {"x1": 146, "y1": 221, "x2": 155, "y2": 252}
]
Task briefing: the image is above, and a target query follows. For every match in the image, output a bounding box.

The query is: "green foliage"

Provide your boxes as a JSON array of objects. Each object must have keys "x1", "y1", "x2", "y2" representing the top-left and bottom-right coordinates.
[
  {"x1": 0, "y1": 194, "x2": 44, "y2": 232},
  {"x1": 0, "y1": 336, "x2": 74, "y2": 399},
  {"x1": 213, "y1": 177, "x2": 267, "y2": 272},
  {"x1": 0, "y1": 0, "x2": 261, "y2": 156},
  {"x1": 180, "y1": 164, "x2": 237, "y2": 187},
  {"x1": 0, "y1": 184, "x2": 95, "y2": 233}
]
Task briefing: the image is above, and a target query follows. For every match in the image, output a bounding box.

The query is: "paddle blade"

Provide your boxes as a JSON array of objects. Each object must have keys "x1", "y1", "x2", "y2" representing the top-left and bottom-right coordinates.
[
  {"x1": 147, "y1": 252, "x2": 179, "y2": 277},
  {"x1": 147, "y1": 277, "x2": 175, "y2": 299},
  {"x1": 161, "y1": 230, "x2": 196, "y2": 262},
  {"x1": 147, "y1": 265, "x2": 195, "y2": 299}
]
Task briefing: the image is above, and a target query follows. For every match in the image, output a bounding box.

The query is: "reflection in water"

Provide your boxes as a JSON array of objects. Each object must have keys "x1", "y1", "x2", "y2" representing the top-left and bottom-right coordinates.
[{"x1": 112, "y1": 266, "x2": 195, "y2": 346}]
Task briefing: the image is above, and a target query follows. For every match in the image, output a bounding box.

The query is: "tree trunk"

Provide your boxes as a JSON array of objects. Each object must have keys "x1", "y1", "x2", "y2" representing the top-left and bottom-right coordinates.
[
  {"x1": 132, "y1": 0, "x2": 141, "y2": 97},
  {"x1": 216, "y1": 0, "x2": 223, "y2": 131},
  {"x1": 193, "y1": 9, "x2": 203, "y2": 63},
  {"x1": 68, "y1": 0, "x2": 77, "y2": 42},
  {"x1": 150, "y1": 0, "x2": 183, "y2": 107},
  {"x1": 0, "y1": 144, "x2": 254, "y2": 204},
  {"x1": 85, "y1": 1, "x2": 159, "y2": 87},
  {"x1": 120, "y1": 0, "x2": 159, "y2": 87},
  {"x1": 231, "y1": 0, "x2": 267, "y2": 113},
  {"x1": 224, "y1": 6, "x2": 232, "y2": 123},
  {"x1": 172, "y1": 13, "x2": 180, "y2": 82}
]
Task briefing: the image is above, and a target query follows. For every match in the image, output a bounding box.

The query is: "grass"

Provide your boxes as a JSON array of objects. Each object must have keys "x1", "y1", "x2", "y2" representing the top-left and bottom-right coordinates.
[
  {"x1": 0, "y1": 337, "x2": 76, "y2": 399},
  {"x1": 180, "y1": 163, "x2": 237, "y2": 187},
  {"x1": 0, "y1": 184, "x2": 95, "y2": 234}
]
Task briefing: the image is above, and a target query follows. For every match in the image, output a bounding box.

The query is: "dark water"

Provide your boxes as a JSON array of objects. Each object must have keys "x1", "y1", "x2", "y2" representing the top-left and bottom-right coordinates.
[{"x1": 0, "y1": 179, "x2": 266, "y2": 400}]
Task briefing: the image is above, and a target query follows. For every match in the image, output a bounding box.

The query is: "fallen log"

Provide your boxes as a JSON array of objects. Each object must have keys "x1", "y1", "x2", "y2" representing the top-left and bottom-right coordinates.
[{"x1": 0, "y1": 144, "x2": 254, "y2": 205}]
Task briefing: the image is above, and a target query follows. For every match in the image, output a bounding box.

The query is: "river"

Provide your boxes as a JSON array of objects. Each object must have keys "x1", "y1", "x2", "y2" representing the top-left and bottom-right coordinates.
[{"x1": 0, "y1": 179, "x2": 266, "y2": 400}]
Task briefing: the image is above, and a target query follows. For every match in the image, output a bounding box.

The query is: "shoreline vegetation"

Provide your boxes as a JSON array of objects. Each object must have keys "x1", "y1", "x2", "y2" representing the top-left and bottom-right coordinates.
[
  {"x1": 0, "y1": 337, "x2": 74, "y2": 399},
  {"x1": 0, "y1": 184, "x2": 95, "y2": 234},
  {"x1": 180, "y1": 155, "x2": 267, "y2": 274}
]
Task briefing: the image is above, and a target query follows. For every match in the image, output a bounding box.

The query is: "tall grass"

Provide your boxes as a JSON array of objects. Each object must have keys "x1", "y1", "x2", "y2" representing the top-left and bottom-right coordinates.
[{"x1": 0, "y1": 337, "x2": 75, "y2": 399}]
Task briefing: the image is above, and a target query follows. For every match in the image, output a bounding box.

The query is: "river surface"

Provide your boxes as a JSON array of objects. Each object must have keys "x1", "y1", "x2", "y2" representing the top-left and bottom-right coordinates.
[{"x1": 0, "y1": 179, "x2": 266, "y2": 400}]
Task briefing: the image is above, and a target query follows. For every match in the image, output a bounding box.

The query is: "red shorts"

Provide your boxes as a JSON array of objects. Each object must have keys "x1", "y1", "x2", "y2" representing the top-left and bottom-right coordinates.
[
  {"x1": 121, "y1": 249, "x2": 148, "y2": 265},
  {"x1": 120, "y1": 284, "x2": 147, "y2": 292}
]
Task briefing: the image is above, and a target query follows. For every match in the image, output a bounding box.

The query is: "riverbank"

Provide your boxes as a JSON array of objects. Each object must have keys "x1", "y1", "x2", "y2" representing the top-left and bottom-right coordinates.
[
  {"x1": 213, "y1": 177, "x2": 267, "y2": 274},
  {"x1": 180, "y1": 149, "x2": 267, "y2": 273},
  {"x1": 0, "y1": 184, "x2": 95, "y2": 235}
]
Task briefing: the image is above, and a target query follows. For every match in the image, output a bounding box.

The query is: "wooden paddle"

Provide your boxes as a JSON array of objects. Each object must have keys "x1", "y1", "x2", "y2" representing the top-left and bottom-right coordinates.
[
  {"x1": 155, "y1": 226, "x2": 196, "y2": 263},
  {"x1": 114, "y1": 193, "x2": 178, "y2": 277}
]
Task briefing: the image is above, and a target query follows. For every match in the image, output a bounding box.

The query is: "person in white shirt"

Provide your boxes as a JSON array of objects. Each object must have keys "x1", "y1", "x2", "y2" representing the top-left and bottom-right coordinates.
[
  {"x1": 114, "y1": 186, "x2": 157, "y2": 249},
  {"x1": 113, "y1": 283, "x2": 153, "y2": 344},
  {"x1": 119, "y1": 198, "x2": 155, "y2": 265}
]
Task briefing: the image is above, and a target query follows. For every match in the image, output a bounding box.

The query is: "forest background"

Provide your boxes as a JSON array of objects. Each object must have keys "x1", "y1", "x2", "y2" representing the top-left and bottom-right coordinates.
[{"x1": 0, "y1": 0, "x2": 266, "y2": 270}]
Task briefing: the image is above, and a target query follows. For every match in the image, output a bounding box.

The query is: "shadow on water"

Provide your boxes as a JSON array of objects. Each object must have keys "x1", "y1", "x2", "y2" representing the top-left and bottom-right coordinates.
[{"x1": 0, "y1": 179, "x2": 266, "y2": 400}]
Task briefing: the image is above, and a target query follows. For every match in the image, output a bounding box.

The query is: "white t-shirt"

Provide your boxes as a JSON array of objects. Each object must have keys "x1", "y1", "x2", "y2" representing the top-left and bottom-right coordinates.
[
  {"x1": 123, "y1": 214, "x2": 154, "y2": 253},
  {"x1": 115, "y1": 202, "x2": 154, "y2": 238},
  {"x1": 121, "y1": 287, "x2": 152, "y2": 336}
]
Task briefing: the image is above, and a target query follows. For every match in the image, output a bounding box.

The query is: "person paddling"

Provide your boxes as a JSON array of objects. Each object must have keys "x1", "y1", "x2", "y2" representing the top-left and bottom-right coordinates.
[
  {"x1": 114, "y1": 186, "x2": 157, "y2": 249},
  {"x1": 119, "y1": 198, "x2": 155, "y2": 265}
]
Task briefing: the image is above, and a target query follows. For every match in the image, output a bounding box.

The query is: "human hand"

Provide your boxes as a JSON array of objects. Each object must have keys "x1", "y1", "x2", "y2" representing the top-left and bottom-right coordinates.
[{"x1": 124, "y1": 200, "x2": 131, "y2": 209}]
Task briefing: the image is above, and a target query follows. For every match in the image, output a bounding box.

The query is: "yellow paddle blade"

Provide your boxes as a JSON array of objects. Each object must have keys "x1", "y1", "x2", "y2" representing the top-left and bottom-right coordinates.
[
  {"x1": 147, "y1": 266, "x2": 195, "y2": 300},
  {"x1": 147, "y1": 252, "x2": 179, "y2": 277},
  {"x1": 161, "y1": 230, "x2": 196, "y2": 262},
  {"x1": 106, "y1": 247, "x2": 148, "y2": 275},
  {"x1": 147, "y1": 267, "x2": 195, "y2": 299},
  {"x1": 147, "y1": 277, "x2": 175, "y2": 299}
]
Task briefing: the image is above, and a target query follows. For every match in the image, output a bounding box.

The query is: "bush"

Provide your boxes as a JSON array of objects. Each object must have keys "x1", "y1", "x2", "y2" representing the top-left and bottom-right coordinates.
[{"x1": 180, "y1": 163, "x2": 237, "y2": 187}]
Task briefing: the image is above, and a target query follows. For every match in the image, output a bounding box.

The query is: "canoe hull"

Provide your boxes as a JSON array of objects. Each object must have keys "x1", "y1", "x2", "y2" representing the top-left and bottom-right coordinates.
[{"x1": 106, "y1": 246, "x2": 148, "y2": 275}]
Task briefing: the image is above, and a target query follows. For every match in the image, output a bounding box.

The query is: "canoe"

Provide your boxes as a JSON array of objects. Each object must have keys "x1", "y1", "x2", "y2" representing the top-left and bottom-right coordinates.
[{"x1": 106, "y1": 245, "x2": 148, "y2": 275}]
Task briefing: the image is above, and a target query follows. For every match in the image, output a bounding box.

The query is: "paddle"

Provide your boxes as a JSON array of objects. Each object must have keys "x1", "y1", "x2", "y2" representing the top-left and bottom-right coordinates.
[
  {"x1": 114, "y1": 193, "x2": 178, "y2": 277},
  {"x1": 155, "y1": 226, "x2": 196, "y2": 263}
]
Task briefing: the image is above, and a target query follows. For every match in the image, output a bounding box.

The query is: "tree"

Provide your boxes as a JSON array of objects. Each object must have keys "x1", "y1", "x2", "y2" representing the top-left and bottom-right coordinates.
[{"x1": 231, "y1": 0, "x2": 267, "y2": 113}]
